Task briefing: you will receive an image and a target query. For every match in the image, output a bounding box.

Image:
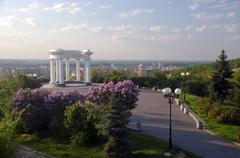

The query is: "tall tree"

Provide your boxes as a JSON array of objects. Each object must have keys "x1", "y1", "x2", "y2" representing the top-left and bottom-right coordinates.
[
  {"x1": 104, "y1": 95, "x2": 131, "y2": 158},
  {"x1": 209, "y1": 50, "x2": 233, "y2": 102}
]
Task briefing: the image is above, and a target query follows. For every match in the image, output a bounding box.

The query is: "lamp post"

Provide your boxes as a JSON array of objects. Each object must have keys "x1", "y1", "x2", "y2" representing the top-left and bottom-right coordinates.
[
  {"x1": 181, "y1": 72, "x2": 190, "y2": 101},
  {"x1": 162, "y1": 87, "x2": 181, "y2": 150}
]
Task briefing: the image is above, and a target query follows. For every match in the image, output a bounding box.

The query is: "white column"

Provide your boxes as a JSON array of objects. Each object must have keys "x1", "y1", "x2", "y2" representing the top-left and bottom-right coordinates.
[
  {"x1": 76, "y1": 59, "x2": 80, "y2": 81},
  {"x1": 85, "y1": 60, "x2": 91, "y2": 83},
  {"x1": 52, "y1": 59, "x2": 56, "y2": 82},
  {"x1": 49, "y1": 59, "x2": 54, "y2": 83},
  {"x1": 59, "y1": 58, "x2": 64, "y2": 84},
  {"x1": 65, "y1": 59, "x2": 70, "y2": 81},
  {"x1": 55, "y1": 59, "x2": 59, "y2": 82}
]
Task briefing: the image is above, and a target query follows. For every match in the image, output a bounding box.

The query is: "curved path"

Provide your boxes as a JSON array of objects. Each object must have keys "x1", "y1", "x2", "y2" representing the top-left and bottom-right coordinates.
[{"x1": 132, "y1": 90, "x2": 240, "y2": 158}]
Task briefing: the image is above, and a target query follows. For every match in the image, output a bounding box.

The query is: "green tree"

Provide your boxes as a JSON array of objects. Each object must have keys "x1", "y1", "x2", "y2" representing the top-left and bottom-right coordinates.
[
  {"x1": 209, "y1": 50, "x2": 233, "y2": 102},
  {"x1": 106, "y1": 70, "x2": 127, "y2": 83},
  {"x1": 231, "y1": 71, "x2": 240, "y2": 104},
  {"x1": 104, "y1": 95, "x2": 131, "y2": 158},
  {"x1": 0, "y1": 75, "x2": 41, "y2": 118}
]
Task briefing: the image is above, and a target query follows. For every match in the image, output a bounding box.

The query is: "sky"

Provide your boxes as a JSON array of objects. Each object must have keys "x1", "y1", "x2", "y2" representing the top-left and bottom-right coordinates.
[{"x1": 0, "y1": 0, "x2": 239, "y2": 60}]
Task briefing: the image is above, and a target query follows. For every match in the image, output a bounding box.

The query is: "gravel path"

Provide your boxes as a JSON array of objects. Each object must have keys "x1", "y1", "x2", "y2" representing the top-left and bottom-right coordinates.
[{"x1": 132, "y1": 90, "x2": 240, "y2": 158}]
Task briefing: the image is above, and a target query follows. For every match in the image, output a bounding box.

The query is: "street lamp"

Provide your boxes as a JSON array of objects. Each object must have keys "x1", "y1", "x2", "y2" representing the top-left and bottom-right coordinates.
[
  {"x1": 181, "y1": 72, "x2": 190, "y2": 101},
  {"x1": 162, "y1": 87, "x2": 181, "y2": 150}
]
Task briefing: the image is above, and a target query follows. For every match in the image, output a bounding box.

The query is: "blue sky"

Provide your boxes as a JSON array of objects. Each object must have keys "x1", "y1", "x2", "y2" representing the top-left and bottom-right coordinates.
[{"x1": 0, "y1": 0, "x2": 239, "y2": 60}]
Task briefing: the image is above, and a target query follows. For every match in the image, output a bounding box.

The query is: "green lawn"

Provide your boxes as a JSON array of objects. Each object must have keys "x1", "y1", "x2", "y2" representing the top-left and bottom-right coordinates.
[
  {"x1": 181, "y1": 94, "x2": 240, "y2": 142},
  {"x1": 19, "y1": 132, "x2": 200, "y2": 158}
]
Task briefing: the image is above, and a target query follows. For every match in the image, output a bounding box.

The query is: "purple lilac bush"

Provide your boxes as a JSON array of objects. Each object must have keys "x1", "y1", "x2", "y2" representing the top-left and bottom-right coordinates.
[
  {"x1": 10, "y1": 88, "x2": 84, "y2": 134},
  {"x1": 85, "y1": 80, "x2": 139, "y2": 110},
  {"x1": 10, "y1": 80, "x2": 138, "y2": 138}
]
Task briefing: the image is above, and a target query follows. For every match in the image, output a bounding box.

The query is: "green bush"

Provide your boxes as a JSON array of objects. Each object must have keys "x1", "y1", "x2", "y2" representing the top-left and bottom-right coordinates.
[
  {"x1": 186, "y1": 80, "x2": 209, "y2": 97},
  {"x1": 208, "y1": 102, "x2": 223, "y2": 120},
  {"x1": 0, "y1": 112, "x2": 21, "y2": 158},
  {"x1": 195, "y1": 97, "x2": 211, "y2": 114},
  {"x1": 0, "y1": 75, "x2": 41, "y2": 118},
  {"x1": 208, "y1": 102, "x2": 240, "y2": 124},
  {"x1": 64, "y1": 103, "x2": 97, "y2": 145}
]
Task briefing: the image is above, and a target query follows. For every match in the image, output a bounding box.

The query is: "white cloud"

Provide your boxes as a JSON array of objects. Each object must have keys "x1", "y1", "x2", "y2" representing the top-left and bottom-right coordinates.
[
  {"x1": 44, "y1": 2, "x2": 81, "y2": 14},
  {"x1": 29, "y1": 0, "x2": 41, "y2": 9},
  {"x1": 150, "y1": 26, "x2": 168, "y2": 32},
  {"x1": 224, "y1": 24, "x2": 237, "y2": 33},
  {"x1": 50, "y1": 23, "x2": 104, "y2": 33},
  {"x1": 24, "y1": 17, "x2": 36, "y2": 26},
  {"x1": 107, "y1": 25, "x2": 137, "y2": 35},
  {"x1": 227, "y1": 12, "x2": 235, "y2": 18},
  {"x1": 118, "y1": 9, "x2": 154, "y2": 18},
  {"x1": 189, "y1": 0, "x2": 240, "y2": 13},
  {"x1": 147, "y1": 34, "x2": 182, "y2": 42},
  {"x1": 185, "y1": 25, "x2": 195, "y2": 32},
  {"x1": 69, "y1": 7, "x2": 81, "y2": 14},
  {"x1": 196, "y1": 25, "x2": 207, "y2": 32},
  {"x1": 48, "y1": 29, "x2": 58, "y2": 34},
  {"x1": 192, "y1": 12, "x2": 224, "y2": 20},
  {"x1": 228, "y1": 35, "x2": 240, "y2": 41},
  {"x1": 132, "y1": 9, "x2": 154, "y2": 16},
  {"x1": 0, "y1": 15, "x2": 15, "y2": 26},
  {"x1": 18, "y1": 8, "x2": 29, "y2": 13},
  {"x1": 60, "y1": 23, "x2": 89, "y2": 32},
  {"x1": 189, "y1": 3, "x2": 199, "y2": 11},
  {"x1": 85, "y1": 2, "x2": 93, "y2": 6},
  {"x1": 0, "y1": 31, "x2": 27, "y2": 37},
  {"x1": 98, "y1": 5, "x2": 111, "y2": 9},
  {"x1": 210, "y1": 24, "x2": 222, "y2": 30},
  {"x1": 118, "y1": 13, "x2": 129, "y2": 18}
]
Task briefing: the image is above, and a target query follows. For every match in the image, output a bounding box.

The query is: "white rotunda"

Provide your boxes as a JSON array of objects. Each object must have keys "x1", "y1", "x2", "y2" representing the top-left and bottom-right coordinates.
[{"x1": 48, "y1": 49, "x2": 93, "y2": 86}]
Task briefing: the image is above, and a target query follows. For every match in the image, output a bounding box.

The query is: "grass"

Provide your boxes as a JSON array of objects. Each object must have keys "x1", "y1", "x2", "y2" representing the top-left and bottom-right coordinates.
[
  {"x1": 19, "y1": 132, "x2": 200, "y2": 158},
  {"x1": 181, "y1": 94, "x2": 240, "y2": 142}
]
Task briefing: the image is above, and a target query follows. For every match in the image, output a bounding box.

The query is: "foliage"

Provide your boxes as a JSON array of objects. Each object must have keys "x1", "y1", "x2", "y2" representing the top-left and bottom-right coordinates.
[
  {"x1": 209, "y1": 50, "x2": 233, "y2": 102},
  {"x1": 104, "y1": 95, "x2": 131, "y2": 158},
  {"x1": 183, "y1": 94, "x2": 240, "y2": 143},
  {"x1": 86, "y1": 80, "x2": 139, "y2": 111},
  {"x1": 129, "y1": 71, "x2": 168, "y2": 88},
  {"x1": 10, "y1": 88, "x2": 84, "y2": 137},
  {"x1": 91, "y1": 68, "x2": 107, "y2": 83},
  {"x1": 85, "y1": 81, "x2": 138, "y2": 157},
  {"x1": 208, "y1": 102, "x2": 240, "y2": 124},
  {"x1": 0, "y1": 110, "x2": 22, "y2": 158},
  {"x1": 185, "y1": 80, "x2": 209, "y2": 96},
  {"x1": 230, "y1": 71, "x2": 240, "y2": 104},
  {"x1": 0, "y1": 75, "x2": 41, "y2": 118},
  {"x1": 64, "y1": 103, "x2": 98, "y2": 145},
  {"x1": 85, "y1": 80, "x2": 139, "y2": 136},
  {"x1": 105, "y1": 70, "x2": 128, "y2": 83},
  {"x1": 19, "y1": 132, "x2": 200, "y2": 158}
]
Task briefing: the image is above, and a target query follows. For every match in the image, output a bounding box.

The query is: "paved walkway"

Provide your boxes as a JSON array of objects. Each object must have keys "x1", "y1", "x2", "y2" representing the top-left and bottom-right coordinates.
[
  {"x1": 132, "y1": 90, "x2": 240, "y2": 158},
  {"x1": 14, "y1": 146, "x2": 51, "y2": 158}
]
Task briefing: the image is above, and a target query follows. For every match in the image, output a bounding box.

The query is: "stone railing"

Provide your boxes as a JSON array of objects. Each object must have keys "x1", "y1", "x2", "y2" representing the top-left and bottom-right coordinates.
[{"x1": 175, "y1": 98, "x2": 207, "y2": 129}]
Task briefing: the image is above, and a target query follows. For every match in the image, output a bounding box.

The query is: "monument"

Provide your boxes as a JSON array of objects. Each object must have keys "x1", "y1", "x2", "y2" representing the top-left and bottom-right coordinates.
[{"x1": 48, "y1": 48, "x2": 93, "y2": 87}]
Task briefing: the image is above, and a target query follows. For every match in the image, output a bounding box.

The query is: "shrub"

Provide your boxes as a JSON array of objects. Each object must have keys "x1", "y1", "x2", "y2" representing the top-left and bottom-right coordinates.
[
  {"x1": 86, "y1": 80, "x2": 139, "y2": 111},
  {"x1": 64, "y1": 103, "x2": 97, "y2": 145},
  {"x1": 207, "y1": 102, "x2": 240, "y2": 124},
  {"x1": 0, "y1": 75, "x2": 41, "y2": 118},
  {"x1": 195, "y1": 97, "x2": 211, "y2": 114},
  {"x1": 208, "y1": 102, "x2": 223, "y2": 120},
  {"x1": 186, "y1": 80, "x2": 209, "y2": 97},
  {"x1": 0, "y1": 119, "x2": 17, "y2": 158},
  {"x1": 216, "y1": 106, "x2": 240, "y2": 124},
  {"x1": 0, "y1": 111, "x2": 22, "y2": 158},
  {"x1": 10, "y1": 88, "x2": 84, "y2": 137}
]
